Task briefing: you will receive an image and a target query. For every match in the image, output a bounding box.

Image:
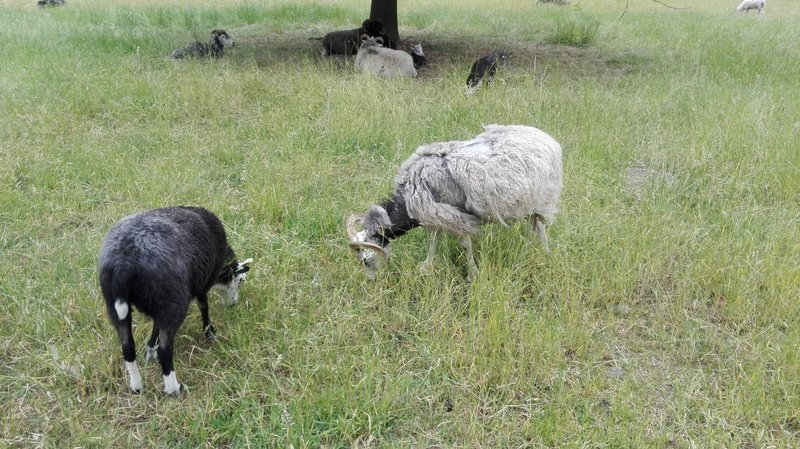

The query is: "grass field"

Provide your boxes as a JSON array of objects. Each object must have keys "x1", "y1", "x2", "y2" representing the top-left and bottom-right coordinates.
[{"x1": 1, "y1": 0, "x2": 799, "y2": 447}]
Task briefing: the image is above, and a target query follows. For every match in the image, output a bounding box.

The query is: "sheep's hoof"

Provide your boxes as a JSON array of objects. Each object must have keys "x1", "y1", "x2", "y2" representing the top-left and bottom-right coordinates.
[
  {"x1": 130, "y1": 387, "x2": 141, "y2": 394},
  {"x1": 165, "y1": 384, "x2": 184, "y2": 397}
]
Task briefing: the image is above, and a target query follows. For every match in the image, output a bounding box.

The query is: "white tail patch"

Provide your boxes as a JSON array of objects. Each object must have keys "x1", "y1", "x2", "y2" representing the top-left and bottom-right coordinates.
[{"x1": 114, "y1": 299, "x2": 129, "y2": 320}]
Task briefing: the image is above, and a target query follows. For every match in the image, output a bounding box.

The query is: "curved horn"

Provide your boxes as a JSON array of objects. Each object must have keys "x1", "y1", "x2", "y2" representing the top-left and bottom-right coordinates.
[
  {"x1": 349, "y1": 240, "x2": 389, "y2": 258},
  {"x1": 345, "y1": 214, "x2": 363, "y2": 240}
]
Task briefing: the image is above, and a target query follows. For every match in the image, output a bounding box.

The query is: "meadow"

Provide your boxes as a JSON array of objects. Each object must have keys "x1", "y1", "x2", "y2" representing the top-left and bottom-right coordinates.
[{"x1": 1, "y1": 0, "x2": 799, "y2": 447}]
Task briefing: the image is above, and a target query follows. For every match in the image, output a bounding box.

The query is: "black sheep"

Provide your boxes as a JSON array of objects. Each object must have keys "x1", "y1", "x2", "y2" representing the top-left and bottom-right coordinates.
[
  {"x1": 320, "y1": 19, "x2": 394, "y2": 56},
  {"x1": 466, "y1": 50, "x2": 509, "y2": 95},
  {"x1": 170, "y1": 29, "x2": 235, "y2": 60},
  {"x1": 98, "y1": 206, "x2": 252, "y2": 395}
]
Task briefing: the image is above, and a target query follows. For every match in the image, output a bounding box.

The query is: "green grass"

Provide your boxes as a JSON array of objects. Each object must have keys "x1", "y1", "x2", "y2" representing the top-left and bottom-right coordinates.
[{"x1": 2, "y1": 0, "x2": 799, "y2": 447}]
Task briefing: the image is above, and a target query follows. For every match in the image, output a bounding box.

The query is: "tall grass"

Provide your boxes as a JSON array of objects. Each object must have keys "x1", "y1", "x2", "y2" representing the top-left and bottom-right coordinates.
[{"x1": 1, "y1": 0, "x2": 799, "y2": 447}]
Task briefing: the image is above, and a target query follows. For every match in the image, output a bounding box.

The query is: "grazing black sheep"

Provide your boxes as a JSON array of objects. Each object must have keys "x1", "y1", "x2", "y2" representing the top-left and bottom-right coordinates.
[
  {"x1": 170, "y1": 29, "x2": 235, "y2": 60},
  {"x1": 37, "y1": 0, "x2": 65, "y2": 8},
  {"x1": 319, "y1": 19, "x2": 394, "y2": 56},
  {"x1": 99, "y1": 206, "x2": 252, "y2": 396},
  {"x1": 466, "y1": 50, "x2": 509, "y2": 95}
]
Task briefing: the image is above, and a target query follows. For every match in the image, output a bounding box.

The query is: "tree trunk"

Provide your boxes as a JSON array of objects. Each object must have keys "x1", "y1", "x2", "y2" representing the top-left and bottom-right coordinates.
[{"x1": 370, "y1": 0, "x2": 399, "y2": 47}]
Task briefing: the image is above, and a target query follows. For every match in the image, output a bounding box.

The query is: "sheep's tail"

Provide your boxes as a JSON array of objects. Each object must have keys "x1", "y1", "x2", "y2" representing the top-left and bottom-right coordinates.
[{"x1": 99, "y1": 262, "x2": 133, "y2": 323}]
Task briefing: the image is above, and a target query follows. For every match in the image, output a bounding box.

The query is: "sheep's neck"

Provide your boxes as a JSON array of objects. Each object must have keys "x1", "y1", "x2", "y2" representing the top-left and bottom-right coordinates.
[{"x1": 379, "y1": 195, "x2": 419, "y2": 244}]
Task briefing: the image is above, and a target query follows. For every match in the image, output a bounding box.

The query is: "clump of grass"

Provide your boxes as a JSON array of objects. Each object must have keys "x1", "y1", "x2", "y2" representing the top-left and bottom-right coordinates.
[{"x1": 546, "y1": 15, "x2": 600, "y2": 47}]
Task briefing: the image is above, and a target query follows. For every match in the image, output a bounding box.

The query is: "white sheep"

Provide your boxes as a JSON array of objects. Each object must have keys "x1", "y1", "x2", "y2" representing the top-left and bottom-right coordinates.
[
  {"x1": 346, "y1": 124, "x2": 563, "y2": 281},
  {"x1": 736, "y1": 0, "x2": 765, "y2": 14},
  {"x1": 98, "y1": 206, "x2": 252, "y2": 395},
  {"x1": 355, "y1": 36, "x2": 417, "y2": 78}
]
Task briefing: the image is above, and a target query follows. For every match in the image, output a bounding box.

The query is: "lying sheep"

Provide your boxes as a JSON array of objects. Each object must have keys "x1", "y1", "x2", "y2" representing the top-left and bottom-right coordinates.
[
  {"x1": 355, "y1": 36, "x2": 417, "y2": 78},
  {"x1": 347, "y1": 124, "x2": 563, "y2": 281},
  {"x1": 736, "y1": 0, "x2": 765, "y2": 14},
  {"x1": 319, "y1": 19, "x2": 391, "y2": 56},
  {"x1": 37, "y1": 0, "x2": 65, "y2": 8},
  {"x1": 170, "y1": 29, "x2": 235, "y2": 59},
  {"x1": 98, "y1": 206, "x2": 253, "y2": 395},
  {"x1": 466, "y1": 50, "x2": 509, "y2": 95},
  {"x1": 410, "y1": 43, "x2": 426, "y2": 70}
]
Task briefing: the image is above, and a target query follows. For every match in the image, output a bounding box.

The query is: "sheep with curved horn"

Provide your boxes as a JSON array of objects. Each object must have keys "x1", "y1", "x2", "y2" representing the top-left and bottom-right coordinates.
[{"x1": 346, "y1": 124, "x2": 563, "y2": 281}]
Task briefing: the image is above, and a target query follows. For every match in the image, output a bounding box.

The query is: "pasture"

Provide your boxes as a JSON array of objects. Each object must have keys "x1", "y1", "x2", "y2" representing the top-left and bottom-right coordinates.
[{"x1": 1, "y1": 0, "x2": 799, "y2": 446}]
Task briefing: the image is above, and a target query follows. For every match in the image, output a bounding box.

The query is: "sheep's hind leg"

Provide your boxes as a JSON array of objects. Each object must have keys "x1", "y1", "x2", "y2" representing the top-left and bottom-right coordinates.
[
  {"x1": 114, "y1": 315, "x2": 142, "y2": 393},
  {"x1": 197, "y1": 293, "x2": 215, "y2": 340},
  {"x1": 420, "y1": 229, "x2": 441, "y2": 273},
  {"x1": 157, "y1": 328, "x2": 183, "y2": 396},
  {"x1": 459, "y1": 235, "x2": 479, "y2": 281},
  {"x1": 530, "y1": 214, "x2": 549, "y2": 253}
]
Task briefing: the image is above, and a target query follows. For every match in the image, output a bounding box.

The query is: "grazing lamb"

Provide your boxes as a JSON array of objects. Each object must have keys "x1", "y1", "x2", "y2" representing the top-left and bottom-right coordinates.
[
  {"x1": 346, "y1": 124, "x2": 563, "y2": 281},
  {"x1": 736, "y1": 0, "x2": 765, "y2": 14},
  {"x1": 410, "y1": 43, "x2": 427, "y2": 70},
  {"x1": 319, "y1": 19, "x2": 392, "y2": 56},
  {"x1": 98, "y1": 206, "x2": 253, "y2": 395},
  {"x1": 355, "y1": 36, "x2": 417, "y2": 78},
  {"x1": 37, "y1": 0, "x2": 65, "y2": 8},
  {"x1": 170, "y1": 29, "x2": 235, "y2": 60},
  {"x1": 466, "y1": 50, "x2": 509, "y2": 95}
]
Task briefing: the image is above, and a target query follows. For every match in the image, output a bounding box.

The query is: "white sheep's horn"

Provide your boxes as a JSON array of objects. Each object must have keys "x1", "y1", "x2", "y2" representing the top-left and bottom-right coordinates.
[
  {"x1": 345, "y1": 214, "x2": 363, "y2": 240},
  {"x1": 348, "y1": 240, "x2": 389, "y2": 258},
  {"x1": 239, "y1": 258, "x2": 254, "y2": 266}
]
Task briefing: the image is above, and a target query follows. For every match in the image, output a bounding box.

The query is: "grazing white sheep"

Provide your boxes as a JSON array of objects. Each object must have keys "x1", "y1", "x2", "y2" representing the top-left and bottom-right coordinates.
[
  {"x1": 736, "y1": 0, "x2": 765, "y2": 14},
  {"x1": 347, "y1": 124, "x2": 563, "y2": 281},
  {"x1": 355, "y1": 36, "x2": 417, "y2": 78},
  {"x1": 99, "y1": 206, "x2": 252, "y2": 396}
]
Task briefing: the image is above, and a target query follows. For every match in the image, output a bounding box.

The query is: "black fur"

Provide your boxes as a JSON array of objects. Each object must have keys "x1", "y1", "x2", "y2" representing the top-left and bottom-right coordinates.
[
  {"x1": 37, "y1": 0, "x2": 64, "y2": 8},
  {"x1": 320, "y1": 19, "x2": 393, "y2": 56},
  {"x1": 374, "y1": 195, "x2": 420, "y2": 246},
  {"x1": 466, "y1": 50, "x2": 509, "y2": 92},
  {"x1": 410, "y1": 44, "x2": 426, "y2": 70},
  {"x1": 170, "y1": 29, "x2": 234, "y2": 60},
  {"x1": 99, "y1": 206, "x2": 242, "y2": 391}
]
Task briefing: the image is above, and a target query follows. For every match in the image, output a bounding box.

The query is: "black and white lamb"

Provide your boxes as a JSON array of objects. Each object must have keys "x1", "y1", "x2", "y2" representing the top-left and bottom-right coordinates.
[
  {"x1": 319, "y1": 19, "x2": 392, "y2": 56},
  {"x1": 466, "y1": 50, "x2": 509, "y2": 95},
  {"x1": 355, "y1": 36, "x2": 417, "y2": 78},
  {"x1": 410, "y1": 43, "x2": 426, "y2": 70},
  {"x1": 736, "y1": 0, "x2": 766, "y2": 14},
  {"x1": 37, "y1": 0, "x2": 65, "y2": 8},
  {"x1": 98, "y1": 206, "x2": 253, "y2": 395},
  {"x1": 170, "y1": 29, "x2": 235, "y2": 60},
  {"x1": 347, "y1": 124, "x2": 563, "y2": 281}
]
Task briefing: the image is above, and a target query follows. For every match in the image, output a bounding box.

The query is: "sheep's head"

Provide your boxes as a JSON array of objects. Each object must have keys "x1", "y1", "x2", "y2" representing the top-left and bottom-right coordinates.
[
  {"x1": 214, "y1": 257, "x2": 253, "y2": 305},
  {"x1": 346, "y1": 206, "x2": 391, "y2": 280},
  {"x1": 359, "y1": 34, "x2": 384, "y2": 49},
  {"x1": 211, "y1": 29, "x2": 235, "y2": 47}
]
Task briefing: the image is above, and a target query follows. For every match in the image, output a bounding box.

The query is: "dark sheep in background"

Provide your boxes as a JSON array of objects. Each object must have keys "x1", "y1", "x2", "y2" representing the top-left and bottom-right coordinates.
[
  {"x1": 37, "y1": 0, "x2": 65, "y2": 8},
  {"x1": 319, "y1": 19, "x2": 394, "y2": 56},
  {"x1": 98, "y1": 206, "x2": 253, "y2": 396},
  {"x1": 410, "y1": 43, "x2": 426, "y2": 70},
  {"x1": 170, "y1": 29, "x2": 235, "y2": 60},
  {"x1": 466, "y1": 50, "x2": 509, "y2": 95}
]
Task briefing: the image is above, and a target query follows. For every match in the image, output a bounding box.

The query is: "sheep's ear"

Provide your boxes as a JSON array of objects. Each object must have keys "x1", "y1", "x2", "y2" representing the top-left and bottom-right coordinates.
[
  {"x1": 364, "y1": 205, "x2": 391, "y2": 233},
  {"x1": 360, "y1": 33, "x2": 369, "y2": 42}
]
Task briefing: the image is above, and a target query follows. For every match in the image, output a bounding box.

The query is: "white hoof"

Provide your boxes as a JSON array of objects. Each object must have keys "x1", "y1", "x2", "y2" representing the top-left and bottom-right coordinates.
[
  {"x1": 125, "y1": 361, "x2": 142, "y2": 393},
  {"x1": 163, "y1": 371, "x2": 183, "y2": 396}
]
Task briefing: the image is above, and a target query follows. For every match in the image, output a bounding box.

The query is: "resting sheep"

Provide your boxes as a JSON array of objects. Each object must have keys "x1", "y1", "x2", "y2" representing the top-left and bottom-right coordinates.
[
  {"x1": 170, "y1": 29, "x2": 235, "y2": 59},
  {"x1": 37, "y1": 0, "x2": 65, "y2": 8},
  {"x1": 319, "y1": 19, "x2": 392, "y2": 56},
  {"x1": 736, "y1": 0, "x2": 765, "y2": 14},
  {"x1": 347, "y1": 124, "x2": 563, "y2": 281},
  {"x1": 410, "y1": 43, "x2": 426, "y2": 70},
  {"x1": 98, "y1": 206, "x2": 253, "y2": 395},
  {"x1": 355, "y1": 36, "x2": 417, "y2": 78}
]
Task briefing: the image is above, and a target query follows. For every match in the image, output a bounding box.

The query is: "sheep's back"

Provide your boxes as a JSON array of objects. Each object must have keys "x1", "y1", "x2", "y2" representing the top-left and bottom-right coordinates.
[{"x1": 446, "y1": 125, "x2": 563, "y2": 223}]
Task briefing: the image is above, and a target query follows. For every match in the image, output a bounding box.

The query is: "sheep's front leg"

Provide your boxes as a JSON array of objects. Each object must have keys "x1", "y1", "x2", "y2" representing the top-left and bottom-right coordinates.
[
  {"x1": 145, "y1": 326, "x2": 159, "y2": 362},
  {"x1": 420, "y1": 229, "x2": 441, "y2": 273},
  {"x1": 459, "y1": 235, "x2": 479, "y2": 281},
  {"x1": 197, "y1": 293, "x2": 215, "y2": 340}
]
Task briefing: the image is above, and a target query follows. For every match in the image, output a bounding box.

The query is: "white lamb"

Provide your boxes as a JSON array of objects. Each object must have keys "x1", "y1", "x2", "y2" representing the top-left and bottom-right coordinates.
[{"x1": 736, "y1": 0, "x2": 765, "y2": 14}]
